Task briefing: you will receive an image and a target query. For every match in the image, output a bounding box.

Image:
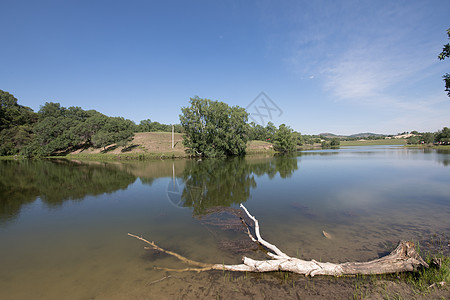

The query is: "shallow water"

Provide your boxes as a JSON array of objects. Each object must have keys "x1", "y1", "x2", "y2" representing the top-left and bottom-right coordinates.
[{"x1": 0, "y1": 146, "x2": 449, "y2": 299}]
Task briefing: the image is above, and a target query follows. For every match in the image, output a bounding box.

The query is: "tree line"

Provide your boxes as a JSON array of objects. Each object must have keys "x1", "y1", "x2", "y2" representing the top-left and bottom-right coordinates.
[
  {"x1": 0, "y1": 91, "x2": 340, "y2": 158},
  {"x1": 406, "y1": 129, "x2": 450, "y2": 145},
  {"x1": 5, "y1": 90, "x2": 447, "y2": 159},
  {"x1": 0, "y1": 89, "x2": 180, "y2": 157}
]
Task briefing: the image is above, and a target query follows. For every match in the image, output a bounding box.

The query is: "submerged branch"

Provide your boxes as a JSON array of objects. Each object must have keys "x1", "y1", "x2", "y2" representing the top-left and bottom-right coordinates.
[
  {"x1": 127, "y1": 233, "x2": 213, "y2": 269},
  {"x1": 128, "y1": 205, "x2": 429, "y2": 276}
]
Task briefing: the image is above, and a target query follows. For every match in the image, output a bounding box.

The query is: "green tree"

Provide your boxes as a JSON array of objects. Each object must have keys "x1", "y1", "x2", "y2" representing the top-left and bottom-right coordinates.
[
  {"x1": 136, "y1": 119, "x2": 183, "y2": 133},
  {"x1": 422, "y1": 132, "x2": 435, "y2": 144},
  {"x1": 248, "y1": 122, "x2": 266, "y2": 141},
  {"x1": 407, "y1": 135, "x2": 420, "y2": 145},
  {"x1": 137, "y1": 119, "x2": 153, "y2": 132},
  {"x1": 265, "y1": 122, "x2": 277, "y2": 141},
  {"x1": 272, "y1": 124, "x2": 297, "y2": 153},
  {"x1": 92, "y1": 117, "x2": 134, "y2": 150},
  {"x1": 179, "y1": 97, "x2": 249, "y2": 157},
  {"x1": 0, "y1": 90, "x2": 37, "y2": 130},
  {"x1": 71, "y1": 112, "x2": 108, "y2": 146},
  {"x1": 435, "y1": 127, "x2": 450, "y2": 144},
  {"x1": 321, "y1": 138, "x2": 340, "y2": 148},
  {"x1": 26, "y1": 102, "x2": 134, "y2": 157},
  {"x1": 0, "y1": 125, "x2": 34, "y2": 155},
  {"x1": 293, "y1": 131, "x2": 304, "y2": 146},
  {"x1": 438, "y1": 28, "x2": 450, "y2": 97},
  {"x1": 330, "y1": 138, "x2": 340, "y2": 147},
  {"x1": 0, "y1": 90, "x2": 37, "y2": 155},
  {"x1": 38, "y1": 102, "x2": 66, "y2": 119}
]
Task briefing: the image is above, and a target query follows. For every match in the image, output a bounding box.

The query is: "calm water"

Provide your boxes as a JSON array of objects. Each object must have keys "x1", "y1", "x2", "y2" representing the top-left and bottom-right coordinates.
[{"x1": 0, "y1": 146, "x2": 449, "y2": 299}]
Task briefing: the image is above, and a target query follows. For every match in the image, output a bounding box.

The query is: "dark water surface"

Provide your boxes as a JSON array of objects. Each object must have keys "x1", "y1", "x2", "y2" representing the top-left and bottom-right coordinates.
[{"x1": 0, "y1": 146, "x2": 449, "y2": 299}]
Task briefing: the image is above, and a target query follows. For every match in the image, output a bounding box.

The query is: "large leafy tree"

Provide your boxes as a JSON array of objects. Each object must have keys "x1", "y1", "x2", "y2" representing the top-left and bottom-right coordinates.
[
  {"x1": 248, "y1": 121, "x2": 280, "y2": 142},
  {"x1": 179, "y1": 97, "x2": 249, "y2": 157},
  {"x1": 92, "y1": 117, "x2": 134, "y2": 150},
  {"x1": 27, "y1": 102, "x2": 134, "y2": 157},
  {"x1": 435, "y1": 127, "x2": 450, "y2": 144},
  {"x1": 0, "y1": 90, "x2": 36, "y2": 130},
  {"x1": 438, "y1": 28, "x2": 450, "y2": 97},
  {"x1": 0, "y1": 90, "x2": 37, "y2": 155},
  {"x1": 272, "y1": 124, "x2": 297, "y2": 153},
  {"x1": 0, "y1": 91, "x2": 136, "y2": 157}
]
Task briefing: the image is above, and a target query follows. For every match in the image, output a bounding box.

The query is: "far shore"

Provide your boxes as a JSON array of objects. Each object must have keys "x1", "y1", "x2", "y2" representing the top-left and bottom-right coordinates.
[{"x1": 4, "y1": 134, "x2": 449, "y2": 162}]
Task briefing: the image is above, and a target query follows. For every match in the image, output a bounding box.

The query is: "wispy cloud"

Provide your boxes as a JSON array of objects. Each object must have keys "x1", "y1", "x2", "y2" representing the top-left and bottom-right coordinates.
[
  {"x1": 274, "y1": 0, "x2": 450, "y2": 133},
  {"x1": 324, "y1": 38, "x2": 436, "y2": 104},
  {"x1": 283, "y1": 1, "x2": 446, "y2": 110}
]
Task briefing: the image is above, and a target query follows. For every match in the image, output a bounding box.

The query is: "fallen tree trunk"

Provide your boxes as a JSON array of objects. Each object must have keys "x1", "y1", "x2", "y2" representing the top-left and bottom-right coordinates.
[{"x1": 128, "y1": 204, "x2": 428, "y2": 276}]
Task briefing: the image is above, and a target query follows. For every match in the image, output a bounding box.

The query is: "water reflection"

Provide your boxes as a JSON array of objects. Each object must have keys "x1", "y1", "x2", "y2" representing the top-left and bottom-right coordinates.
[
  {"x1": 0, "y1": 147, "x2": 449, "y2": 299},
  {"x1": 0, "y1": 156, "x2": 300, "y2": 223},
  {"x1": 0, "y1": 160, "x2": 137, "y2": 223},
  {"x1": 250, "y1": 154, "x2": 298, "y2": 178},
  {"x1": 180, "y1": 158, "x2": 256, "y2": 215},
  {"x1": 178, "y1": 156, "x2": 299, "y2": 215}
]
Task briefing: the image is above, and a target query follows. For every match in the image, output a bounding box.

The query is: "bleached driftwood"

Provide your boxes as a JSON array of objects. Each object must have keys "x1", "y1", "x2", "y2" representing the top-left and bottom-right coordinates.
[{"x1": 128, "y1": 204, "x2": 428, "y2": 276}]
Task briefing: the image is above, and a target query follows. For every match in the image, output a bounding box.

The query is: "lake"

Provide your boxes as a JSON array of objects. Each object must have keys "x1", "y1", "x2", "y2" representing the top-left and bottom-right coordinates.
[{"x1": 0, "y1": 145, "x2": 449, "y2": 299}]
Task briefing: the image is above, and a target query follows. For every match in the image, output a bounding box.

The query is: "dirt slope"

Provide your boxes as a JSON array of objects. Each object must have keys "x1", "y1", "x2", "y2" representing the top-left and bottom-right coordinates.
[{"x1": 70, "y1": 132, "x2": 273, "y2": 156}]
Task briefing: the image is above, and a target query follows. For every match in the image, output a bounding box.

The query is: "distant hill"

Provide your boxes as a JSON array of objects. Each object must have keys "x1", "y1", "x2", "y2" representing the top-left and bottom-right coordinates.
[
  {"x1": 318, "y1": 132, "x2": 387, "y2": 139},
  {"x1": 348, "y1": 133, "x2": 386, "y2": 138},
  {"x1": 318, "y1": 133, "x2": 347, "y2": 139}
]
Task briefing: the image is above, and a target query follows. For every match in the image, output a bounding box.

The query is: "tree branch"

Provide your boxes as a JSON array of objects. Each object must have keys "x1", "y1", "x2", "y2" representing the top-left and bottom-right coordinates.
[{"x1": 128, "y1": 205, "x2": 429, "y2": 277}]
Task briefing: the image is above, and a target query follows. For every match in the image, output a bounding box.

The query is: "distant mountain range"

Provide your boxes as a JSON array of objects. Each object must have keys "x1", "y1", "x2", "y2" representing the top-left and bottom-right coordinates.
[{"x1": 318, "y1": 132, "x2": 387, "y2": 139}]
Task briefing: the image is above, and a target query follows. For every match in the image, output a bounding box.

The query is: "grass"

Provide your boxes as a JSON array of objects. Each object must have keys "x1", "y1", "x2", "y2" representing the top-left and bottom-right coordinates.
[
  {"x1": 340, "y1": 139, "x2": 407, "y2": 146},
  {"x1": 0, "y1": 155, "x2": 26, "y2": 160},
  {"x1": 349, "y1": 257, "x2": 449, "y2": 299},
  {"x1": 405, "y1": 144, "x2": 450, "y2": 150},
  {"x1": 401, "y1": 255, "x2": 450, "y2": 291},
  {"x1": 66, "y1": 152, "x2": 188, "y2": 161},
  {"x1": 246, "y1": 140, "x2": 275, "y2": 155},
  {"x1": 374, "y1": 239, "x2": 449, "y2": 297},
  {"x1": 434, "y1": 145, "x2": 450, "y2": 150},
  {"x1": 214, "y1": 253, "x2": 448, "y2": 299}
]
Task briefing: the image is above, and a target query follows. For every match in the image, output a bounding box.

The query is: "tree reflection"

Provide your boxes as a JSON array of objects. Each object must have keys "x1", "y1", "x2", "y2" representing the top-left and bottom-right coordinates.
[
  {"x1": 0, "y1": 155, "x2": 300, "y2": 223},
  {"x1": 0, "y1": 160, "x2": 136, "y2": 224},
  {"x1": 180, "y1": 158, "x2": 256, "y2": 215},
  {"x1": 179, "y1": 155, "x2": 299, "y2": 215},
  {"x1": 242, "y1": 155, "x2": 298, "y2": 179}
]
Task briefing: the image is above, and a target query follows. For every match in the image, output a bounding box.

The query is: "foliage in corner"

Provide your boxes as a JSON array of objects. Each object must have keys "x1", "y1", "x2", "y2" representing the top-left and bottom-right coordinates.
[
  {"x1": 438, "y1": 28, "x2": 450, "y2": 97},
  {"x1": 179, "y1": 97, "x2": 249, "y2": 157},
  {"x1": 0, "y1": 90, "x2": 37, "y2": 155}
]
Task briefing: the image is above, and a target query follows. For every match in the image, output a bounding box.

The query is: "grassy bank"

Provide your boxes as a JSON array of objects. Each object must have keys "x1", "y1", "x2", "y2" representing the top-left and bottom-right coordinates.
[
  {"x1": 66, "y1": 152, "x2": 188, "y2": 161},
  {"x1": 6, "y1": 135, "x2": 444, "y2": 161},
  {"x1": 405, "y1": 144, "x2": 450, "y2": 150},
  {"x1": 66, "y1": 135, "x2": 276, "y2": 160},
  {"x1": 246, "y1": 140, "x2": 275, "y2": 155},
  {"x1": 340, "y1": 139, "x2": 407, "y2": 146}
]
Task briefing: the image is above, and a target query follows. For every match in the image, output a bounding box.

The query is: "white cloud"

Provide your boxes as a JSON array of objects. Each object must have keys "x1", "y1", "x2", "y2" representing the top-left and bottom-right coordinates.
[
  {"x1": 377, "y1": 93, "x2": 450, "y2": 133},
  {"x1": 282, "y1": 1, "x2": 442, "y2": 100},
  {"x1": 323, "y1": 40, "x2": 436, "y2": 104}
]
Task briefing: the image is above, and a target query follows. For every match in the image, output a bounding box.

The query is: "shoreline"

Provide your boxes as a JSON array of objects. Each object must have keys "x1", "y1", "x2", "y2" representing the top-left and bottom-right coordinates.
[{"x1": 2, "y1": 139, "x2": 449, "y2": 161}]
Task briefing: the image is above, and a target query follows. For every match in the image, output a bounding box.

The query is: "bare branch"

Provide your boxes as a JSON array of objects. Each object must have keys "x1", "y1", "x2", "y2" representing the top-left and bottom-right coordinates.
[
  {"x1": 127, "y1": 233, "x2": 213, "y2": 268},
  {"x1": 128, "y1": 206, "x2": 428, "y2": 277},
  {"x1": 239, "y1": 203, "x2": 290, "y2": 258}
]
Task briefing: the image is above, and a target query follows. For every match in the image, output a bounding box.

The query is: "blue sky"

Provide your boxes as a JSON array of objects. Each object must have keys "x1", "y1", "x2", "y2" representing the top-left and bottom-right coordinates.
[{"x1": 1, "y1": 0, "x2": 449, "y2": 135}]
